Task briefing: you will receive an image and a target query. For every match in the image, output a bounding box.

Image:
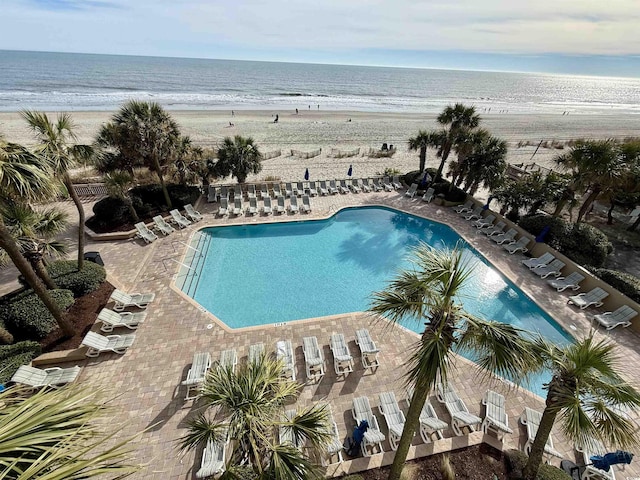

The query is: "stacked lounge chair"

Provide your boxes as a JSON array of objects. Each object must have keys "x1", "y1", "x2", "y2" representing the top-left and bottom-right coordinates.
[
  {"x1": 352, "y1": 396, "x2": 385, "y2": 456},
  {"x1": 568, "y1": 287, "x2": 610, "y2": 309},
  {"x1": 276, "y1": 340, "x2": 296, "y2": 381},
  {"x1": 182, "y1": 352, "x2": 212, "y2": 400},
  {"x1": 547, "y1": 272, "x2": 585, "y2": 292},
  {"x1": 519, "y1": 407, "x2": 562, "y2": 459},
  {"x1": 593, "y1": 305, "x2": 638, "y2": 330},
  {"x1": 153, "y1": 215, "x2": 175, "y2": 236},
  {"x1": 110, "y1": 288, "x2": 155, "y2": 311},
  {"x1": 378, "y1": 391, "x2": 406, "y2": 450},
  {"x1": 436, "y1": 383, "x2": 482, "y2": 436},
  {"x1": 97, "y1": 308, "x2": 146, "y2": 332},
  {"x1": 355, "y1": 328, "x2": 380, "y2": 370},
  {"x1": 11, "y1": 365, "x2": 81, "y2": 390},
  {"x1": 184, "y1": 204, "x2": 203, "y2": 222},
  {"x1": 81, "y1": 331, "x2": 136, "y2": 357},
  {"x1": 302, "y1": 336, "x2": 325, "y2": 381},
  {"x1": 170, "y1": 209, "x2": 191, "y2": 228},
  {"x1": 329, "y1": 332, "x2": 354, "y2": 376},
  {"x1": 135, "y1": 222, "x2": 158, "y2": 243},
  {"x1": 481, "y1": 390, "x2": 513, "y2": 440}
]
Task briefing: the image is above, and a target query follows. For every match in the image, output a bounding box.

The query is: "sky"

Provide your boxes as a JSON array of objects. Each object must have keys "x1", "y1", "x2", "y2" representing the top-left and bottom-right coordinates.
[{"x1": 2, "y1": 0, "x2": 640, "y2": 77}]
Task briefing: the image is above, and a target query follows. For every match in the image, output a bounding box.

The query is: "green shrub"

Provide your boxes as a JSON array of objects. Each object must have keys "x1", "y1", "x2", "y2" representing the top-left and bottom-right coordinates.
[
  {"x1": 505, "y1": 449, "x2": 571, "y2": 480},
  {"x1": 47, "y1": 260, "x2": 106, "y2": 297},
  {"x1": 591, "y1": 268, "x2": 640, "y2": 303},
  {"x1": 0, "y1": 289, "x2": 74, "y2": 339},
  {"x1": 167, "y1": 184, "x2": 201, "y2": 208},
  {"x1": 92, "y1": 196, "x2": 129, "y2": 224},
  {"x1": 0, "y1": 340, "x2": 42, "y2": 384},
  {"x1": 519, "y1": 214, "x2": 613, "y2": 267},
  {"x1": 130, "y1": 184, "x2": 200, "y2": 210}
]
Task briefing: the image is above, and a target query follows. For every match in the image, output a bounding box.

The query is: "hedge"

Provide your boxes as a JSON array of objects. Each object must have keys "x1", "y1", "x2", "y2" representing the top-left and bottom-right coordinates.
[
  {"x1": 590, "y1": 268, "x2": 640, "y2": 303},
  {"x1": 47, "y1": 260, "x2": 106, "y2": 297},
  {"x1": 0, "y1": 340, "x2": 42, "y2": 384},
  {"x1": 519, "y1": 214, "x2": 613, "y2": 268},
  {"x1": 0, "y1": 289, "x2": 74, "y2": 340},
  {"x1": 402, "y1": 170, "x2": 467, "y2": 203},
  {"x1": 505, "y1": 449, "x2": 571, "y2": 480}
]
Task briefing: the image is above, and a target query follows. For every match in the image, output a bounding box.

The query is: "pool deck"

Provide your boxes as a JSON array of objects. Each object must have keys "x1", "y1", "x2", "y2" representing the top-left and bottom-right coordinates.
[{"x1": 5, "y1": 190, "x2": 640, "y2": 479}]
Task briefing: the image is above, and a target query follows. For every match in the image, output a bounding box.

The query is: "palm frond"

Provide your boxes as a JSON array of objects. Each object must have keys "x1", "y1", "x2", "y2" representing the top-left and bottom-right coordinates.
[
  {"x1": 283, "y1": 404, "x2": 331, "y2": 451},
  {"x1": 264, "y1": 444, "x2": 320, "y2": 480}
]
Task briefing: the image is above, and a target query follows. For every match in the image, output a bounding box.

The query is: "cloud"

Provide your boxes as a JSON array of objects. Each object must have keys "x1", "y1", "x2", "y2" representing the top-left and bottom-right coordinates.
[{"x1": 26, "y1": 0, "x2": 123, "y2": 11}]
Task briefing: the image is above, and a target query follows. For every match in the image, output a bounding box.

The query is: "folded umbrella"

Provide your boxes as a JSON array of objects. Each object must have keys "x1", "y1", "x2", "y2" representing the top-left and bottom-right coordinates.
[{"x1": 590, "y1": 450, "x2": 634, "y2": 472}]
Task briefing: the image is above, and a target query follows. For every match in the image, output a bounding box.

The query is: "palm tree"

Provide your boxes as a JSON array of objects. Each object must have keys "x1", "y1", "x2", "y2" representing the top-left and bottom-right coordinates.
[
  {"x1": 172, "y1": 135, "x2": 204, "y2": 185},
  {"x1": 432, "y1": 104, "x2": 481, "y2": 185},
  {"x1": 522, "y1": 333, "x2": 640, "y2": 480},
  {"x1": 0, "y1": 384, "x2": 139, "y2": 478},
  {"x1": 408, "y1": 130, "x2": 439, "y2": 173},
  {"x1": 103, "y1": 171, "x2": 139, "y2": 222},
  {"x1": 458, "y1": 135, "x2": 507, "y2": 195},
  {"x1": 215, "y1": 135, "x2": 263, "y2": 183},
  {"x1": 97, "y1": 101, "x2": 181, "y2": 208},
  {"x1": 1, "y1": 203, "x2": 68, "y2": 289},
  {"x1": 369, "y1": 244, "x2": 536, "y2": 480},
  {"x1": 448, "y1": 129, "x2": 491, "y2": 187},
  {"x1": 0, "y1": 135, "x2": 75, "y2": 337},
  {"x1": 180, "y1": 355, "x2": 331, "y2": 480},
  {"x1": 21, "y1": 111, "x2": 93, "y2": 271}
]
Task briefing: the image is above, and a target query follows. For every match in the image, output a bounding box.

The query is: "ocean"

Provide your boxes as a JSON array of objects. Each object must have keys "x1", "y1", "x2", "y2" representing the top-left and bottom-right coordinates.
[{"x1": 2, "y1": 50, "x2": 640, "y2": 114}]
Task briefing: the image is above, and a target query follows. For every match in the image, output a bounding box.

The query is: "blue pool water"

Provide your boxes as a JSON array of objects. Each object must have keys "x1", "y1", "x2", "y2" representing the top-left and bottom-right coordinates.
[{"x1": 180, "y1": 206, "x2": 572, "y2": 395}]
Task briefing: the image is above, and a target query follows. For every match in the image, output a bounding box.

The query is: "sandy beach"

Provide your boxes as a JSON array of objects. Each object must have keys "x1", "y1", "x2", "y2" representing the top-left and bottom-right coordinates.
[{"x1": 2, "y1": 110, "x2": 639, "y2": 187}]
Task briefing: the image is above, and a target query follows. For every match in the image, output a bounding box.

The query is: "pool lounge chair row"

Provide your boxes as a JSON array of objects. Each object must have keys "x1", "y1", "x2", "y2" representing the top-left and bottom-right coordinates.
[
  {"x1": 217, "y1": 195, "x2": 312, "y2": 216},
  {"x1": 404, "y1": 184, "x2": 436, "y2": 202},
  {"x1": 134, "y1": 205, "x2": 202, "y2": 243},
  {"x1": 466, "y1": 209, "x2": 533, "y2": 254},
  {"x1": 181, "y1": 349, "x2": 238, "y2": 400}
]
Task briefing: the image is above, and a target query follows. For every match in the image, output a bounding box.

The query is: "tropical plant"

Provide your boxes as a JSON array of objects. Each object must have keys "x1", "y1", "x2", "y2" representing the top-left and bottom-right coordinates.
[
  {"x1": 180, "y1": 355, "x2": 331, "y2": 480},
  {"x1": 457, "y1": 134, "x2": 507, "y2": 194},
  {"x1": 0, "y1": 384, "x2": 140, "y2": 478},
  {"x1": 96, "y1": 101, "x2": 181, "y2": 208},
  {"x1": 21, "y1": 111, "x2": 93, "y2": 271},
  {"x1": 103, "y1": 171, "x2": 139, "y2": 222},
  {"x1": 522, "y1": 333, "x2": 640, "y2": 480},
  {"x1": 408, "y1": 130, "x2": 440, "y2": 173},
  {"x1": 448, "y1": 128, "x2": 490, "y2": 187},
  {"x1": 171, "y1": 136, "x2": 204, "y2": 185},
  {"x1": 214, "y1": 135, "x2": 263, "y2": 183},
  {"x1": 0, "y1": 203, "x2": 68, "y2": 289},
  {"x1": 369, "y1": 243, "x2": 536, "y2": 480},
  {"x1": 0, "y1": 134, "x2": 75, "y2": 337}
]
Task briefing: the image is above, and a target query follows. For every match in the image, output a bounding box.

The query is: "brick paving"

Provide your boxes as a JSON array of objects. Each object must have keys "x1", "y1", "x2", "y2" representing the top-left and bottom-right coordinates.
[{"x1": 6, "y1": 190, "x2": 640, "y2": 480}]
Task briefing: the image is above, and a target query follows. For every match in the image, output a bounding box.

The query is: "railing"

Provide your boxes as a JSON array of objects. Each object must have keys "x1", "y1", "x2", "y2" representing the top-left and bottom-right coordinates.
[{"x1": 70, "y1": 183, "x2": 109, "y2": 198}]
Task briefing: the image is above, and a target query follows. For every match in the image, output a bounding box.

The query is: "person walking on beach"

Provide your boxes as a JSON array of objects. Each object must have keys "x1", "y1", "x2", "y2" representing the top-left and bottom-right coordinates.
[
  {"x1": 232, "y1": 110, "x2": 234, "y2": 116},
  {"x1": 296, "y1": 108, "x2": 298, "y2": 114},
  {"x1": 317, "y1": 104, "x2": 320, "y2": 110},
  {"x1": 274, "y1": 114, "x2": 279, "y2": 123}
]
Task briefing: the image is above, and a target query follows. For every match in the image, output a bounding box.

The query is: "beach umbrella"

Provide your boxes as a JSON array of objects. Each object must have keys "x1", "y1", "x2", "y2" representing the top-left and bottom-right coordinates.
[
  {"x1": 420, "y1": 171, "x2": 432, "y2": 188},
  {"x1": 304, "y1": 168, "x2": 309, "y2": 181},
  {"x1": 590, "y1": 451, "x2": 634, "y2": 472},
  {"x1": 347, "y1": 165, "x2": 353, "y2": 177},
  {"x1": 483, "y1": 196, "x2": 495, "y2": 210},
  {"x1": 535, "y1": 225, "x2": 551, "y2": 243}
]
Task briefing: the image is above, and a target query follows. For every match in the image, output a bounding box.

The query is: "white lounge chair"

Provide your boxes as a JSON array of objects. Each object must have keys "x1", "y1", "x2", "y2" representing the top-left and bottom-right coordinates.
[
  {"x1": 355, "y1": 328, "x2": 380, "y2": 370},
  {"x1": 349, "y1": 179, "x2": 361, "y2": 193},
  {"x1": 503, "y1": 237, "x2": 531, "y2": 254},
  {"x1": 382, "y1": 176, "x2": 394, "y2": 191},
  {"x1": 483, "y1": 221, "x2": 506, "y2": 236},
  {"x1": 462, "y1": 206, "x2": 483, "y2": 221},
  {"x1": 547, "y1": 272, "x2": 585, "y2": 292},
  {"x1": 338, "y1": 180, "x2": 350, "y2": 194},
  {"x1": 532, "y1": 259, "x2": 566, "y2": 278},
  {"x1": 284, "y1": 182, "x2": 293, "y2": 197},
  {"x1": 452, "y1": 200, "x2": 473, "y2": 213},
  {"x1": 328, "y1": 180, "x2": 339, "y2": 195},
  {"x1": 273, "y1": 183, "x2": 283, "y2": 198},
  {"x1": 218, "y1": 197, "x2": 229, "y2": 216},
  {"x1": 472, "y1": 214, "x2": 496, "y2": 229},
  {"x1": 279, "y1": 409, "x2": 303, "y2": 448},
  {"x1": 481, "y1": 390, "x2": 513, "y2": 440},
  {"x1": 248, "y1": 343, "x2": 265, "y2": 364},
  {"x1": 247, "y1": 184, "x2": 257, "y2": 200},
  {"x1": 134, "y1": 222, "x2": 158, "y2": 243},
  {"x1": 259, "y1": 184, "x2": 269, "y2": 199},
  {"x1": 302, "y1": 336, "x2": 325, "y2": 381},
  {"x1": 97, "y1": 308, "x2": 146, "y2": 332},
  {"x1": 289, "y1": 195, "x2": 299, "y2": 213},
  {"x1": 170, "y1": 209, "x2": 191, "y2": 228},
  {"x1": 81, "y1": 331, "x2": 136, "y2": 357},
  {"x1": 247, "y1": 197, "x2": 258, "y2": 215},
  {"x1": 196, "y1": 436, "x2": 227, "y2": 479},
  {"x1": 329, "y1": 332, "x2": 353, "y2": 376},
  {"x1": 392, "y1": 176, "x2": 403, "y2": 189},
  {"x1": 318, "y1": 180, "x2": 329, "y2": 196},
  {"x1": 153, "y1": 215, "x2": 175, "y2": 236},
  {"x1": 422, "y1": 187, "x2": 435, "y2": 202},
  {"x1": 308, "y1": 181, "x2": 318, "y2": 196},
  {"x1": 324, "y1": 408, "x2": 344, "y2": 465},
  {"x1": 519, "y1": 407, "x2": 562, "y2": 458},
  {"x1": 593, "y1": 305, "x2": 637, "y2": 330},
  {"x1": 276, "y1": 195, "x2": 286, "y2": 214},
  {"x1": 405, "y1": 183, "x2": 418, "y2": 198},
  {"x1": 576, "y1": 437, "x2": 616, "y2": 480},
  {"x1": 11, "y1": 365, "x2": 81, "y2": 390},
  {"x1": 522, "y1": 252, "x2": 555, "y2": 269},
  {"x1": 371, "y1": 178, "x2": 383, "y2": 192},
  {"x1": 231, "y1": 197, "x2": 243, "y2": 216},
  {"x1": 109, "y1": 288, "x2": 155, "y2": 311},
  {"x1": 358, "y1": 179, "x2": 370, "y2": 193},
  {"x1": 219, "y1": 349, "x2": 237, "y2": 373},
  {"x1": 301, "y1": 195, "x2": 311, "y2": 213},
  {"x1": 407, "y1": 386, "x2": 448, "y2": 443},
  {"x1": 184, "y1": 204, "x2": 203, "y2": 222},
  {"x1": 219, "y1": 186, "x2": 229, "y2": 201},
  {"x1": 293, "y1": 182, "x2": 303, "y2": 196},
  {"x1": 182, "y1": 352, "x2": 212, "y2": 400},
  {"x1": 262, "y1": 197, "x2": 273, "y2": 215},
  {"x1": 232, "y1": 185, "x2": 243, "y2": 200},
  {"x1": 276, "y1": 340, "x2": 296, "y2": 381},
  {"x1": 436, "y1": 383, "x2": 482, "y2": 436},
  {"x1": 207, "y1": 185, "x2": 217, "y2": 203},
  {"x1": 378, "y1": 392, "x2": 406, "y2": 450},
  {"x1": 352, "y1": 396, "x2": 385, "y2": 456},
  {"x1": 490, "y1": 228, "x2": 518, "y2": 245}
]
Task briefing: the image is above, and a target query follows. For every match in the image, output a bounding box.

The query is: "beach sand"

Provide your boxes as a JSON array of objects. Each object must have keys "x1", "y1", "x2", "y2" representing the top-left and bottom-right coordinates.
[{"x1": 2, "y1": 110, "x2": 639, "y2": 189}]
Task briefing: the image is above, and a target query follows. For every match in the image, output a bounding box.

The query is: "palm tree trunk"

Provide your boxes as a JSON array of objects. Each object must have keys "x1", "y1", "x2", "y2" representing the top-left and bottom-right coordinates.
[
  {"x1": 27, "y1": 252, "x2": 57, "y2": 289},
  {"x1": 124, "y1": 197, "x2": 139, "y2": 222},
  {"x1": 63, "y1": 174, "x2": 85, "y2": 271},
  {"x1": 576, "y1": 187, "x2": 600, "y2": 224},
  {"x1": 0, "y1": 219, "x2": 74, "y2": 338},
  {"x1": 522, "y1": 406, "x2": 559, "y2": 480},
  {"x1": 388, "y1": 377, "x2": 431, "y2": 480},
  {"x1": 154, "y1": 158, "x2": 172, "y2": 208},
  {"x1": 607, "y1": 203, "x2": 616, "y2": 225},
  {"x1": 433, "y1": 143, "x2": 452, "y2": 185},
  {"x1": 0, "y1": 325, "x2": 14, "y2": 344},
  {"x1": 419, "y1": 146, "x2": 426, "y2": 172}
]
